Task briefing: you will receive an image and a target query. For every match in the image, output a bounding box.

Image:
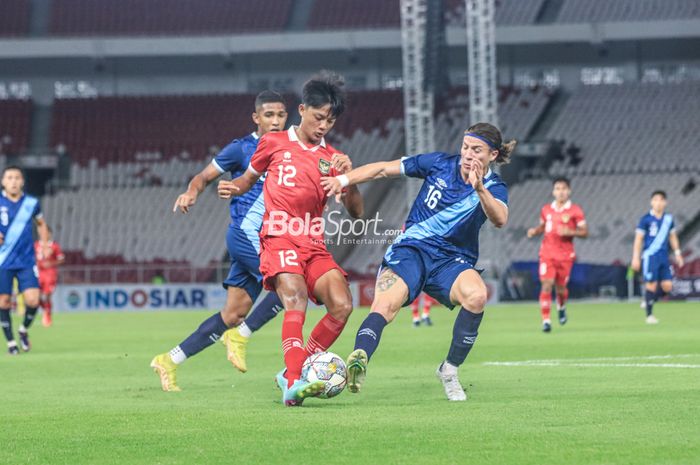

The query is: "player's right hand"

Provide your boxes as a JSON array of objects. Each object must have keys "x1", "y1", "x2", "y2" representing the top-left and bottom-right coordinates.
[
  {"x1": 630, "y1": 257, "x2": 641, "y2": 272},
  {"x1": 173, "y1": 192, "x2": 197, "y2": 213},
  {"x1": 217, "y1": 180, "x2": 240, "y2": 199},
  {"x1": 526, "y1": 228, "x2": 537, "y2": 238},
  {"x1": 320, "y1": 176, "x2": 343, "y2": 202}
]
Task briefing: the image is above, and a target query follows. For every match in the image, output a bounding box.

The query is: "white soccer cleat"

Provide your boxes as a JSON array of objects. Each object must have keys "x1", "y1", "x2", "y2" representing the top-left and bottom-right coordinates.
[
  {"x1": 436, "y1": 362, "x2": 467, "y2": 401},
  {"x1": 646, "y1": 315, "x2": 659, "y2": 325}
]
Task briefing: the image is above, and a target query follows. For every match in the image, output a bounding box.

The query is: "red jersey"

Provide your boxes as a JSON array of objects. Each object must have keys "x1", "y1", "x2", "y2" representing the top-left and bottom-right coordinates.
[
  {"x1": 249, "y1": 127, "x2": 343, "y2": 246},
  {"x1": 539, "y1": 201, "x2": 586, "y2": 261},
  {"x1": 34, "y1": 240, "x2": 64, "y2": 281}
]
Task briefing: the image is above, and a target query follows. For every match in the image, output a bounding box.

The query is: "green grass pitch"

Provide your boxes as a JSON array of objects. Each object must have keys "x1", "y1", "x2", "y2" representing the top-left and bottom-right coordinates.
[{"x1": 2, "y1": 302, "x2": 699, "y2": 465}]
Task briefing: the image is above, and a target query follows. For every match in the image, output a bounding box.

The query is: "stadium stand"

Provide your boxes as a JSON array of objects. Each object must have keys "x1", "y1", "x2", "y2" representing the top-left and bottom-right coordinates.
[
  {"x1": 547, "y1": 82, "x2": 700, "y2": 176},
  {"x1": 0, "y1": 99, "x2": 32, "y2": 155},
  {"x1": 0, "y1": 0, "x2": 30, "y2": 36},
  {"x1": 445, "y1": 0, "x2": 547, "y2": 27},
  {"x1": 308, "y1": 0, "x2": 400, "y2": 30},
  {"x1": 49, "y1": 0, "x2": 292, "y2": 36},
  {"x1": 557, "y1": 0, "x2": 700, "y2": 23}
]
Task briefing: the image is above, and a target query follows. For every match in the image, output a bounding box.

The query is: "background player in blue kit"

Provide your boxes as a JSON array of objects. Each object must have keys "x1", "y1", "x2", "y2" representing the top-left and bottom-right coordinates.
[
  {"x1": 321, "y1": 122, "x2": 516, "y2": 401},
  {"x1": 631, "y1": 190, "x2": 684, "y2": 325},
  {"x1": 0, "y1": 166, "x2": 51, "y2": 355},
  {"x1": 151, "y1": 91, "x2": 289, "y2": 391}
]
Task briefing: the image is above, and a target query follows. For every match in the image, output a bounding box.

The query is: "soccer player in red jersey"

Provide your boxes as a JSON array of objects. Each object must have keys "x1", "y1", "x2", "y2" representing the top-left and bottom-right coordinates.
[
  {"x1": 410, "y1": 293, "x2": 436, "y2": 327},
  {"x1": 527, "y1": 177, "x2": 587, "y2": 332},
  {"x1": 34, "y1": 229, "x2": 64, "y2": 327},
  {"x1": 218, "y1": 72, "x2": 363, "y2": 406}
]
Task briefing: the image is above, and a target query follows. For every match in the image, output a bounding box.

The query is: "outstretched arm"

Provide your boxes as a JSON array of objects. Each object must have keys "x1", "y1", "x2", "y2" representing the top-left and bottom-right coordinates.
[
  {"x1": 217, "y1": 169, "x2": 260, "y2": 199},
  {"x1": 173, "y1": 164, "x2": 222, "y2": 213},
  {"x1": 527, "y1": 223, "x2": 545, "y2": 238},
  {"x1": 330, "y1": 153, "x2": 364, "y2": 219},
  {"x1": 321, "y1": 159, "x2": 403, "y2": 199}
]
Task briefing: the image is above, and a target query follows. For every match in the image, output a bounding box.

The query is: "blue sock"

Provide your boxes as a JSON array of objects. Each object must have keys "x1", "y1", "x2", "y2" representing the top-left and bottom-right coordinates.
[
  {"x1": 0, "y1": 309, "x2": 13, "y2": 343},
  {"x1": 354, "y1": 312, "x2": 388, "y2": 361},
  {"x1": 179, "y1": 312, "x2": 229, "y2": 357},
  {"x1": 244, "y1": 292, "x2": 284, "y2": 333},
  {"x1": 446, "y1": 308, "x2": 484, "y2": 367},
  {"x1": 644, "y1": 288, "x2": 655, "y2": 317},
  {"x1": 22, "y1": 306, "x2": 38, "y2": 330}
]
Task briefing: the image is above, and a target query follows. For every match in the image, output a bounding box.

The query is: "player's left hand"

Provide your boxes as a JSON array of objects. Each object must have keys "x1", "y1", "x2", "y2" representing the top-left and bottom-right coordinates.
[
  {"x1": 320, "y1": 176, "x2": 344, "y2": 202},
  {"x1": 468, "y1": 159, "x2": 484, "y2": 190},
  {"x1": 331, "y1": 153, "x2": 352, "y2": 174},
  {"x1": 675, "y1": 254, "x2": 685, "y2": 268},
  {"x1": 217, "y1": 180, "x2": 240, "y2": 199}
]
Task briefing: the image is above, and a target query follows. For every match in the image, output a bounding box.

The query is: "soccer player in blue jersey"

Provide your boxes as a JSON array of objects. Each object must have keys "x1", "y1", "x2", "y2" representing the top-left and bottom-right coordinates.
[
  {"x1": 321, "y1": 122, "x2": 515, "y2": 401},
  {"x1": 630, "y1": 190, "x2": 684, "y2": 324},
  {"x1": 0, "y1": 166, "x2": 51, "y2": 355},
  {"x1": 150, "y1": 91, "x2": 289, "y2": 391}
]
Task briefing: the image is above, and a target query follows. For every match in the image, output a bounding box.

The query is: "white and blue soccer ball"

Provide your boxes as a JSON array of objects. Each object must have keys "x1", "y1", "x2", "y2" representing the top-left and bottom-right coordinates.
[{"x1": 301, "y1": 351, "x2": 347, "y2": 399}]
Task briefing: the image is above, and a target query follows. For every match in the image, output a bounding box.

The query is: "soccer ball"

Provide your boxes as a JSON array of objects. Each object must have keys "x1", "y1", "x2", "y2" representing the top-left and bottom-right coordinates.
[{"x1": 301, "y1": 351, "x2": 347, "y2": 399}]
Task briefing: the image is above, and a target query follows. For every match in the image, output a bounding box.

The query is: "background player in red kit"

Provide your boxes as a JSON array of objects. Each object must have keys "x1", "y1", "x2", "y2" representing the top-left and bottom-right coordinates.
[
  {"x1": 34, "y1": 228, "x2": 64, "y2": 327},
  {"x1": 527, "y1": 177, "x2": 587, "y2": 332},
  {"x1": 410, "y1": 293, "x2": 436, "y2": 327},
  {"x1": 218, "y1": 72, "x2": 363, "y2": 406}
]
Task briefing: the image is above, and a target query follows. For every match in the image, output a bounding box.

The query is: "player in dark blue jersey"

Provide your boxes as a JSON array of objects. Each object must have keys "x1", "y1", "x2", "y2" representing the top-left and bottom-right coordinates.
[
  {"x1": 151, "y1": 91, "x2": 289, "y2": 391},
  {"x1": 0, "y1": 166, "x2": 51, "y2": 355},
  {"x1": 321, "y1": 122, "x2": 515, "y2": 401},
  {"x1": 631, "y1": 190, "x2": 684, "y2": 324}
]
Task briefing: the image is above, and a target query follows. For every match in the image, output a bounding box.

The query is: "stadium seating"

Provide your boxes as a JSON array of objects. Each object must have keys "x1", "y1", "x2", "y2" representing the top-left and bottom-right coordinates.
[
  {"x1": 557, "y1": 0, "x2": 700, "y2": 23},
  {"x1": 308, "y1": 0, "x2": 401, "y2": 30},
  {"x1": 547, "y1": 82, "x2": 700, "y2": 176},
  {"x1": 445, "y1": 0, "x2": 546, "y2": 27},
  {"x1": 51, "y1": 94, "x2": 261, "y2": 166},
  {"x1": 49, "y1": 0, "x2": 292, "y2": 36},
  {"x1": 0, "y1": 0, "x2": 30, "y2": 36},
  {"x1": 0, "y1": 100, "x2": 32, "y2": 155}
]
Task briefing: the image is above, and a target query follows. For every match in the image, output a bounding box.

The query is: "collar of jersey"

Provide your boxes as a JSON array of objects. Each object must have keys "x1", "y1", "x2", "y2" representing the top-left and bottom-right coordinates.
[
  {"x1": 550, "y1": 200, "x2": 571, "y2": 212},
  {"x1": 649, "y1": 209, "x2": 665, "y2": 219},
  {"x1": 288, "y1": 126, "x2": 326, "y2": 152},
  {"x1": 1, "y1": 190, "x2": 23, "y2": 201}
]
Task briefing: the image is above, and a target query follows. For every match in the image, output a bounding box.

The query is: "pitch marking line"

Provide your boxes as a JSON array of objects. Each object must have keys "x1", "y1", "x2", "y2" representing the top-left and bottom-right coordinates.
[{"x1": 483, "y1": 354, "x2": 700, "y2": 369}]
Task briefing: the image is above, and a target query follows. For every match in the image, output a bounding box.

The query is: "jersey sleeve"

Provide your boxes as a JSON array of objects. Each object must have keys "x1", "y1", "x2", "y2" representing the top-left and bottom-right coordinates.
[
  {"x1": 400, "y1": 152, "x2": 443, "y2": 179},
  {"x1": 248, "y1": 134, "x2": 273, "y2": 176},
  {"x1": 635, "y1": 216, "x2": 647, "y2": 235},
  {"x1": 575, "y1": 205, "x2": 586, "y2": 226},
  {"x1": 54, "y1": 242, "x2": 65, "y2": 260},
  {"x1": 33, "y1": 199, "x2": 43, "y2": 219},
  {"x1": 669, "y1": 214, "x2": 676, "y2": 233},
  {"x1": 539, "y1": 206, "x2": 547, "y2": 224},
  {"x1": 212, "y1": 140, "x2": 245, "y2": 173},
  {"x1": 488, "y1": 182, "x2": 508, "y2": 207}
]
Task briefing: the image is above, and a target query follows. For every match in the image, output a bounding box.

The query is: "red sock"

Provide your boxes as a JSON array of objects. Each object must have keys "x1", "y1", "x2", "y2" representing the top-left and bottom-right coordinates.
[
  {"x1": 44, "y1": 297, "x2": 52, "y2": 315},
  {"x1": 422, "y1": 302, "x2": 431, "y2": 317},
  {"x1": 411, "y1": 299, "x2": 420, "y2": 320},
  {"x1": 305, "y1": 313, "x2": 347, "y2": 356},
  {"x1": 539, "y1": 291, "x2": 552, "y2": 321},
  {"x1": 281, "y1": 310, "x2": 306, "y2": 387},
  {"x1": 556, "y1": 289, "x2": 569, "y2": 309}
]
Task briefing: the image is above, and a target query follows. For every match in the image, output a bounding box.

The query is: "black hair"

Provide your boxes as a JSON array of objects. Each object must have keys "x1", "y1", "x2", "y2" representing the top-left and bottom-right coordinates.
[
  {"x1": 465, "y1": 122, "x2": 516, "y2": 164},
  {"x1": 553, "y1": 176, "x2": 571, "y2": 187},
  {"x1": 2, "y1": 165, "x2": 24, "y2": 178},
  {"x1": 302, "y1": 70, "x2": 346, "y2": 118},
  {"x1": 651, "y1": 190, "x2": 667, "y2": 199},
  {"x1": 254, "y1": 90, "x2": 286, "y2": 111}
]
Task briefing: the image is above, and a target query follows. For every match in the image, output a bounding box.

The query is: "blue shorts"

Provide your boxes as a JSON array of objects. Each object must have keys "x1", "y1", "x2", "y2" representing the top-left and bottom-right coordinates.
[
  {"x1": 224, "y1": 225, "x2": 263, "y2": 301},
  {"x1": 382, "y1": 242, "x2": 475, "y2": 309},
  {"x1": 642, "y1": 254, "x2": 673, "y2": 283},
  {"x1": 0, "y1": 266, "x2": 39, "y2": 295}
]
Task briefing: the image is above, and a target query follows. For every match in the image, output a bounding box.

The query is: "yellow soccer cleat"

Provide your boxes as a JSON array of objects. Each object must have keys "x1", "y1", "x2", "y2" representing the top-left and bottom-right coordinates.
[
  {"x1": 221, "y1": 328, "x2": 249, "y2": 373},
  {"x1": 150, "y1": 353, "x2": 181, "y2": 392}
]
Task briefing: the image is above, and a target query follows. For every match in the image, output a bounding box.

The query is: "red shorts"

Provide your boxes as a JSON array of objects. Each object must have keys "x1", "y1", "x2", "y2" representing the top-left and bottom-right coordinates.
[
  {"x1": 259, "y1": 236, "x2": 347, "y2": 304},
  {"x1": 38, "y1": 276, "x2": 57, "y2": 295},
  {"x1": 539, "y1": 258, "x2": 573, "y2": 287}
]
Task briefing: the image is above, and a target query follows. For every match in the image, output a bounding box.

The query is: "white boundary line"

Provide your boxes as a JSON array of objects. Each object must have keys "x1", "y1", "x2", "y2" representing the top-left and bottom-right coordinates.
[{"x1": 483, "y1": 354, "x2": 700, "y2": 369}]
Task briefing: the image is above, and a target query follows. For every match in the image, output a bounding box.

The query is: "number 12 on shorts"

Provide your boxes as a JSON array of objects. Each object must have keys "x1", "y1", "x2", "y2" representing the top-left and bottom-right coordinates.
[{"x1": 279, "y1": 250, "x2": 299, "y2": 267}]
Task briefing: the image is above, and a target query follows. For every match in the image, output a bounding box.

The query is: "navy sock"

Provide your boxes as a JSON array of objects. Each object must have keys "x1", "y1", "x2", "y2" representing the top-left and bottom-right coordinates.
[
  {"x1": 244, "y1": 292, "x2": 284, "y2": 333},
  {"x1": 446, "y1": 308, "x2": 484, "y2": 367},
  {"x1": 179, "y1": 312, "x2": 229, "y2": 357},
  {"x1": 22, "y1": 306, "x2": 38, "y2": 330},
  {"x1": 0, "y1": 309, "x2": 13, "y2": 342},
  {"x1": 354, "y1": 312, "x2": 388, "y2": 361},
  {"x1": 644, "y1": 288, "x2": 655, "y2": 317}
]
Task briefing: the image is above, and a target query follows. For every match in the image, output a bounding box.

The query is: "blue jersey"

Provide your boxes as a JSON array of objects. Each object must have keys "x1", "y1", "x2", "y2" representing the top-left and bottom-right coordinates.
[
  {"x1": 0, "y1": 192, "x2": 42, "y2": 270},
  {"x1": 212, "y1": 132, "x2": 265, "y2": 252},
  {"x1": 387, "y1": 152, "x2": 508, "y2": 264},
  {"x1": 636, "y1": 211, "x2": 675, "y2": 261}
]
